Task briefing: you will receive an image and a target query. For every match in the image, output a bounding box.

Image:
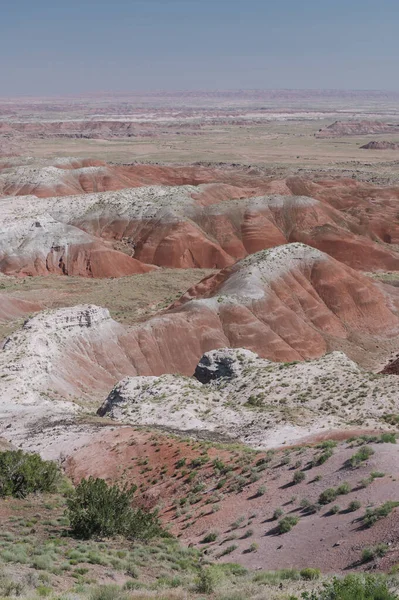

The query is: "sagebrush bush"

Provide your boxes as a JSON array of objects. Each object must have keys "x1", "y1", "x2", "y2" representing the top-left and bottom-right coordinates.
[
  {"x1": 300, "y1": 567, "x2": 320, "y2": 581},
  {"x1": 278, "y1": 516, "x2": 299, "y2": 534},
  {"x1": 363, "y1": 501, "x2": 399, "y2": 528},
  {"x1": 66, "y1": 476, "x2": 162, "y2": 540},
  {"x1": 89, "y1": 585, "x2": 129, "y2": 600},
  {"x1": 196, "y1": 567, "x2": 216, "y2": 594},
  {"x1": 302, "y1": 573, "x2": 397, "y2": 600},
  {"x1": 348, "y1": 500, "x2": 361, "y2": 512},
  {"x1": 379, "y1": 433, "x2": 396, "y2": 444},
  {"x1": 293, "y1": 470, "x2": 306, "y2": 484},
  {"x1": 0, "y1": 450, "x2": 59, "y2": 498},
  {"x1": 349, "y1": 446, "x2": 375, "y2": 467},
  {"x1": 201, "y1": 532, "x2": 218, "y2": 543},
  {"x1": 318, "y1": 488, "x2": 337, "y2": 505},
  {"x1": 361, "y1": 544, "x2": 388, "y2": 563}
]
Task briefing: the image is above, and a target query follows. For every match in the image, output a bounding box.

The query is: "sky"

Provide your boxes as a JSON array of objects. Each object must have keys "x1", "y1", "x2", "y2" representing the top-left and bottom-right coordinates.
[{"x1": 1, "y1": 0, "x2": 399, "y2": 96}]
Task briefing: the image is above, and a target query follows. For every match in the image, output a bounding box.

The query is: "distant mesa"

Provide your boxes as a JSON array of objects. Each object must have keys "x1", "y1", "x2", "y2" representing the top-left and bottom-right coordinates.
[
  {"x1": 315, "y1": 120, "x2": 399, "y2": 138},
  {"x1": 360, "y1": 140, "x2": 399, "y2": 150}
]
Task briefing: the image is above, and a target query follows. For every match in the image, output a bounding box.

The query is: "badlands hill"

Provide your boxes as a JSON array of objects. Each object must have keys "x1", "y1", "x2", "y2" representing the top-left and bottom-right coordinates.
[
  {"x1": 0, "y1": 292, "x2": 40, "y2": 321},
  {"x1": 316, "y1": 120, "x2": 399, "y2": 138},
  {"x1": 2, "y1": 243, "x2": 399, "y2": 446},
  {"x1": 361, "y1": 140, "x2": 399, "y2": 150},
  {"x1": 2, "y1": 159, "x2": 399, "y2": 276}
]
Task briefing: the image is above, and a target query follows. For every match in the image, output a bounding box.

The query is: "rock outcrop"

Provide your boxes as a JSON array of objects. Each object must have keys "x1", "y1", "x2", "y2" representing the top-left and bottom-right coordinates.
[{"x1": 98, "y1": 347, "x2": 399, "y2": 448}]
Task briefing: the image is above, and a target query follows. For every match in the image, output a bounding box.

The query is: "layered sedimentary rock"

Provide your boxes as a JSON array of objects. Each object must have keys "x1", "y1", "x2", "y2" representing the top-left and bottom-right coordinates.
[
  {"x1": 0, "y1": 209, "x2": 156, "y2": 277},
  {"x1": 2, "y1": 244, "x2": 399, "y2": 413},
  {"x1": 2, "y1": 177, "x2": 399, "y2": 275},
  {"x1": 0, "y1": 293, "x2": 40, "y2": 321}
]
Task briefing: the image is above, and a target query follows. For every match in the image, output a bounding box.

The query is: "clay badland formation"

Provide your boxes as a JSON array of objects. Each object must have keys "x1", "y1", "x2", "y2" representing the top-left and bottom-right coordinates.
[
  {"x1": 361, "y1": 140, "x2": 399, "y2": 150},
  {"x1": 1, "y1": 93, "x2": 399, "y2": 597}
]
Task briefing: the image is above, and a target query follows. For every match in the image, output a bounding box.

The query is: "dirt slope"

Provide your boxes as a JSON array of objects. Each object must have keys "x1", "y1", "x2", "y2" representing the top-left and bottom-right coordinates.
[{"x1": 65, "y1": 427, "x2": 399, "y2": 573}]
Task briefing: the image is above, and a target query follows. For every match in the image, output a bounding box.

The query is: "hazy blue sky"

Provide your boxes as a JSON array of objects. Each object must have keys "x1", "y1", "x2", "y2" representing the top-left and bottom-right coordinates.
[{"x1": 1, "y1": 0, "x2": 399, "y2": 95}]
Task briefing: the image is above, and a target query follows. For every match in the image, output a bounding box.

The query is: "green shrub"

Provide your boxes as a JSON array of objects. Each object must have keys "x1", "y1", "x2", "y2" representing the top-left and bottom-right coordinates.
[
  {"x1": 317, "y1": 440, "x2": 337, "y2": 450},
  {"x1": 66, "y1": 477, "x2": 161, "y2": 540},
  {"x1": 303, "y1": 503, "x2": 320, "y2": 515},
  {"x1": 363, "y1": 501, "x2": 399, "y2": 528},
  {"x1": 359, "y1": 477, "x2": 372, "y2": 488},
  {"x1": 348, "y1": 500, "x2": 361, "y2": 512},
  {"x1": 349, "y1": 446, "x2": 375, "y2": 467},
  {"x1": 303, "y1": 573, "x2": 397, "y2": 600},
  {"x1": 300, "y1": 568, "x2": 320, "y2": 581},
  {"x1": 336, "y1": 482, "x2": 351, "y2": 495},
  {"x1": 293, "y1": 471, "x2": 306, "y2": 484},
  {"x1": 314, "y1": 448, "x2": 334, "y2": 466},
  {"x1": 256, "y1": 485, "x2": 266, "y2": 496},
  {"x1": 246, "y1": 395, "x2": 264, "y2": 407},
  {"x1": 319, "y1": 488, "x2": 337, "y2": 505},
  {"x1": 379, "y1": 433, "x2": 396, "y2": 444},
  {"x1": 201, "y1": 532, "x2": 218, "y2": 544},
  {"x1": 330, "y1": 505, "x2": 340, "y2": 514},
  {"x1": 253, "y1": 569, "x2": 300, "y2": 584},
  {"x1": 278, "y1": 516, "x2": 299, "y2": 534},
  {"x1": 361, "y1": 544, "x2": 388, "y2": 563},
  {"x1": 382, "y1": 414, "x2": 399, "y2": 427},
  {"x1": 0, "y1": 580, "x2": 25, "y2": 597},
  {"x1": 196, "y1": 567, "x2": 215, "y2": 594},
  {"x1": 89, "y1": 585, "x2": 129, "y2": 600},
  {"x1": 273, "y1": 507, "x2": 284, "y2": 520},
  {"x1": 218, "y1": 544, "x2": 238, "y2": 557},
  {"x1": 0, "y1": 450, "x2": 59, "y2": 498},
  {"x1": 241, "y1": 528, "x2": 253, "y2": 539}
]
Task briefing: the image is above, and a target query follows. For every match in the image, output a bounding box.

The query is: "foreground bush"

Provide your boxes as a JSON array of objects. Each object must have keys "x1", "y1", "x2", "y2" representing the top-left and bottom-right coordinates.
[
  {"x1": 300, "y1": 573, "x2": 398, "y2": 599},
  {"x1": 66, "y1": 476, "x2": 162, "y2": 540},
  {"x1": 0, "y1": 450, "x2": 59, "y2": 498}
]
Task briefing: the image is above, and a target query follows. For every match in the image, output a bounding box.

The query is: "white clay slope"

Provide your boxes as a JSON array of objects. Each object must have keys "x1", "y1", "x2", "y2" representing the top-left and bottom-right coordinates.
[{"x1": 98, "y1": 348, "x2": 399, "y2": 448}]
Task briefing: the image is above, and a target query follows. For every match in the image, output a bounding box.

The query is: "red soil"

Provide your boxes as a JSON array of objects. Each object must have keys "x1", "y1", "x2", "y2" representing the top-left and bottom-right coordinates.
[
  {"x1": 0, "y1": 242, "x2": 156, "y2": 278},
  {"x1": 66, "y1": 426, "x2": 399, "y2": 573},
  {"x1": 0, "y1": 293, "x2": 40, "y2": 321}
]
